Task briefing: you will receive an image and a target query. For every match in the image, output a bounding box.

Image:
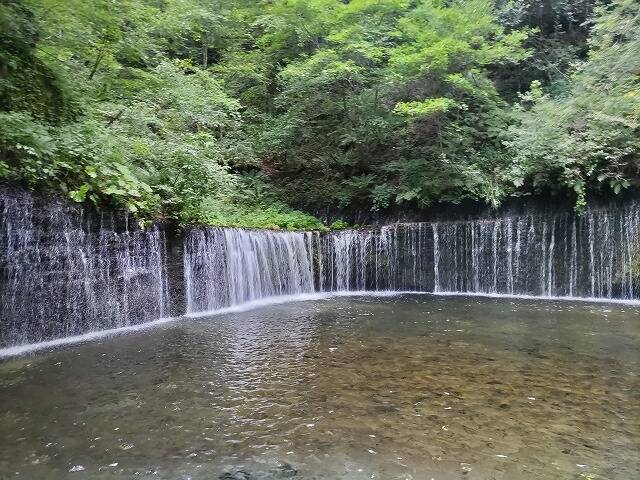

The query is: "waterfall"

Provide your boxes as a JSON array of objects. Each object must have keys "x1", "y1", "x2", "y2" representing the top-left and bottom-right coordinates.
[
  {"x1": 183, "y1": 224, "x2": 433, "y2": 315},
  {"x1": 2, "y1": 186, "x2": 640, "y2": 350},
  {"x1": 312, "y1": 225, "x2": 431, "y2": 292},
  {"x1": 184, "y1": 228, "x2": 315, "y2": 314},
  {"x1": 0, "y1": 189, "x2": 169, "y2": 347},
  {"x1": 430, "y1": 203, "x2": 640, "y2": 299},
  {"x1": 182, "y1": 202, "x2": 640, "y2": 316}
]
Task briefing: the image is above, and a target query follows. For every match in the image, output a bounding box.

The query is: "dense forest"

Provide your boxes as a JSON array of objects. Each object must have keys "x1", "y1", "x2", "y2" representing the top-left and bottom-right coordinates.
[{"x1": 0, "y1": 0, "x2": 638, "y2": 229}]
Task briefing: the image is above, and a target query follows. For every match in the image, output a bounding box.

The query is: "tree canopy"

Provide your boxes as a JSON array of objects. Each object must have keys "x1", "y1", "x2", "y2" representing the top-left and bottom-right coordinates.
[{"x1": 0, "y1": 0, "x2": 638, "y2": 228}]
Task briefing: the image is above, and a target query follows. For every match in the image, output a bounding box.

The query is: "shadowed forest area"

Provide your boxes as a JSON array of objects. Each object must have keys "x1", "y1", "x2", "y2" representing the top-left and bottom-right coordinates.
[{"x1": 1, "y1": 0, "x2": 638, "y2": 228}]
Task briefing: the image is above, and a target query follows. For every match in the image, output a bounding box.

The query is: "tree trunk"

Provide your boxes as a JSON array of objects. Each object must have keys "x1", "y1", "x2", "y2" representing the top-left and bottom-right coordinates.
[
  {"x1": 202, "y1": 33, "x2": 208, "y2": 69},
  {"x1": 88, "y1": 47, "x2": 106, "y2": 80}
]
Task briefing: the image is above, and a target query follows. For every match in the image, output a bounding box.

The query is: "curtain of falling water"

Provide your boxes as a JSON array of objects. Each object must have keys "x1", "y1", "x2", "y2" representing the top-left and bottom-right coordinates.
[
  {"x1": 310, "y1": 224, "x2": 432, "y2": 292},
  {"x1": 430, "y1": 203, "x2": 640, "y2": 299},
  {"x1": 0, "y1": 189, "x2": 169, "y2": 347},
  {"x1": 184, "y1": 228, "x2": 316, "y2": 313},
  {"x1": 184, "y1": 224, "x2": 434, "y2": 317},
  {"x1": 184, "y1": 202, "x2": 640, "y2": 316},
  {"x1": 3, "y1": 186, "x2": 640, "y2": 346}
]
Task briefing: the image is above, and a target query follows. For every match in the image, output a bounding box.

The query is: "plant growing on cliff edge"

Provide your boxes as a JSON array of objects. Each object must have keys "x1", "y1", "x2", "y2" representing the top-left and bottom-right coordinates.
[
  {"x1": 0, "y1": 112, "x2": 157, "y2": 214},
  {"x1": 329, "y1": 219, "x2": 350, "y2": 230}
]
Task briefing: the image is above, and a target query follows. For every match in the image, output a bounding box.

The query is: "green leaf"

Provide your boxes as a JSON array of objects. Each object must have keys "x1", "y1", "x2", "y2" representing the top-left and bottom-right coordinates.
[
  {"x1": 393, "y1": 98, "x2": 458, "y2": 118},
  {"x1": 69, "y1": 184, "x2": 91, "y2": 202}
]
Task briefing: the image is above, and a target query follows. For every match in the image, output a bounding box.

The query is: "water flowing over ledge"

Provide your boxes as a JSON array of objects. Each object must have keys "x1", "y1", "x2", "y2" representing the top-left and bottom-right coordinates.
[
  {"x1": 184, "y1": 203, "x2": 640, "y2": 316},
  {"x1": 430, "y1": 207, "x2": 640, "y2": 298},
  {"x1": 184, "y1": 228, "x2": 315, "y2": 314},
  {"x1": 0, "y1": 190, "x2": 169, "y2": 348},
  {"x1": 2, "y1": 187, "x2": 639, "y2": 352}
]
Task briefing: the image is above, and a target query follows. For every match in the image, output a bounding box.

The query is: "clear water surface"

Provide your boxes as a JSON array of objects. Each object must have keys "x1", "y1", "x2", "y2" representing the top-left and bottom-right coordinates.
[{"x1": 0, "y1": 295, "x2": 638, "y2": 479}]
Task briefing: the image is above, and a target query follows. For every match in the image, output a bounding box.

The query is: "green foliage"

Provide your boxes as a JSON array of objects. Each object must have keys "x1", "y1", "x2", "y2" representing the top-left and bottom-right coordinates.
[
  {"x1": 190, "y1": 199, "x2": 327, "y2": 231},
  {"x1": 0, "y1": 112, "x2": 155, "y2": 212},
  {"x1": 215, "y1": 0, "x2": 533, "y2": 210},
  {"x1": 329, "y1": 219, "x2": 350, "y2": 230},
  {"x1": 507, "y1": 0, "x2": 640, "y2": 211},
  {"x1": 495, "y1": 0, "x2": 599, "y2": 94},
  {"x1": 393, "y1": 98, "x2": 458, "y2": 118},
  {"x1": 0, "y1": 0, "x2": 637, "y2": 224},
  {"x1": 0, "y1": 0, "x2": 72, "y2": 120}
]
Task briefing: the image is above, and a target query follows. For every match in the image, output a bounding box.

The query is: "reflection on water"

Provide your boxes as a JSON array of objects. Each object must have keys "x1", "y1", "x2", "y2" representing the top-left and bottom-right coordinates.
[{"x1": 0, "y1": 295, "x2": 639, "y2": 479}]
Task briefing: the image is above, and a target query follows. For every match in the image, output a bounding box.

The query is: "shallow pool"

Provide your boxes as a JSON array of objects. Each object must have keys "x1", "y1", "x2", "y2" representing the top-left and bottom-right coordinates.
[{"x1": 1, "y1": 295, "x2": 638, "y2": 479}]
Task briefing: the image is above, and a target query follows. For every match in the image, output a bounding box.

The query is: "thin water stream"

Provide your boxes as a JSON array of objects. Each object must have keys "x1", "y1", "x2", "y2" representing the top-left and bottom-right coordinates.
[{"x1": 1, "y1": 295, "x2": 638, "y2": 480}]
